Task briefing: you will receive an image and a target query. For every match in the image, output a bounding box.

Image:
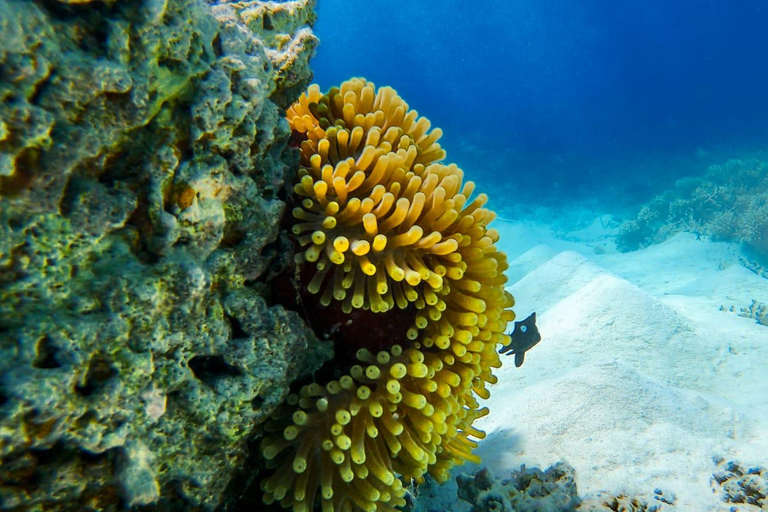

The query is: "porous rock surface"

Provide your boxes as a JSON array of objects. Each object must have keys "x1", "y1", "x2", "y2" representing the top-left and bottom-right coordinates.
[{"x1": 0, "y1": 0, "x2": 328, "y2": 510}]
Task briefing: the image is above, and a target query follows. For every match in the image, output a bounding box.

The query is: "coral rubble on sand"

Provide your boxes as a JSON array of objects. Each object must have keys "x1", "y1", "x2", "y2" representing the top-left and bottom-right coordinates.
[
  {"x1": 711, "y1": 458, "x2": 768, "y2": 510},
  {"x1": 456, "y1": 463, "x2": 581, "y2": 512},
  {"x1": 454, "y1": 464, "x2": 676, "y2": 512},
  {"x1": 0, "y1": 1, "x2": 322, "y2": 510},
  {"x1": 720, "y1": 300, "x2": 768, "y2": 327}
]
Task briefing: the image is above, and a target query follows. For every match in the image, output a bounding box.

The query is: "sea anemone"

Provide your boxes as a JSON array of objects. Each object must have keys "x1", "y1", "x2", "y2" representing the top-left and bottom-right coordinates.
[{"x1": 261, "y1": 78, "x2": 515, "y2": 512}]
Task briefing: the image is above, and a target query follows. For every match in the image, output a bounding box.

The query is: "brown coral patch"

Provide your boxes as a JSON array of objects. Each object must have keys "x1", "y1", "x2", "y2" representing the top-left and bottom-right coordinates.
[{"x1": 172, "y1": 183, "x2": 197, "y2": 210}]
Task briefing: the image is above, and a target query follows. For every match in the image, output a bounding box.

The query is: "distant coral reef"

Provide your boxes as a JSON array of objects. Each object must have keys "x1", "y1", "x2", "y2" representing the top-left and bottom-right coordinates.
[
  {"x1": 0, "y1": 0, "x2": 322, "y2": 510},
  {"x1": 616, "y1": 159, "x2": 768, "y2": 263}
]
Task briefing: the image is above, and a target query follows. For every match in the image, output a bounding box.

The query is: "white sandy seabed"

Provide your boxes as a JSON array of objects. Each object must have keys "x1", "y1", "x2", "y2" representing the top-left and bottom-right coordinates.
[{"x1": 416, "y1": 214, "x2": 768, "y2": 512}]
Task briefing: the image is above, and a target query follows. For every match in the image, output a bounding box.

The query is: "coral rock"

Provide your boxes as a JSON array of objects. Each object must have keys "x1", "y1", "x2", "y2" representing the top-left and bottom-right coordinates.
[{"x1": 0, "y1": 0, "x2": 322, "y2": 510}]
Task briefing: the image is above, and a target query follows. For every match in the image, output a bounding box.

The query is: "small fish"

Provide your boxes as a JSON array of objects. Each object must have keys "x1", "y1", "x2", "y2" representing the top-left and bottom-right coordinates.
[{"x1": 499, "y1": 312, "x2": 541, "y2": 367}]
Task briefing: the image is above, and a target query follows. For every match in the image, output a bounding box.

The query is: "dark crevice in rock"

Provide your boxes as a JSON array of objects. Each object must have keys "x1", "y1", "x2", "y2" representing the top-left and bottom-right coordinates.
[
  {"x1": 59, "y1": 175, "x2": 83, "y2": 219},
  {"x1": 76, "y1": 354, "x2": 118, "y2": 396},
  {"x1": 0, "y1": 147, "x2": 42, "y2": 196},
  {"x1": 261, "y1": 187, "x2": 276, "y2": 201},
  {"x1": 219, "y1": 228, "x2": 245, "y2": 249},
  {"x1": 251, "y1": 395, "x2": 265, "y2": 411},
  {"x1": 174, "y1": 138, "x2": 194, "y2": 166},
  {"x1": 262, "y1": 13, "x2": 273, "y2": 31},
  {"x1": 29, "y1": 73, "x2": 51, "y2": 106},
  {"x1": 211, "y1": 34, "x2": 223, "y2": 58},
  {"x1": 74, "y1": 410, "x2": 97, "y2": 430},
  {"x1": 125, "y1": 196, "x2": 161, "y2": 265},
  {"x1": 250, "y1": 232, "x2": 294, "y2": 297},
  {"x1": 97, "y1": 148, "x2": 142, "y2": 185},
  {"x1": 276, "y1": 185, "x2": 288, "y2": 202},
  {"x1": 218, "y1": 435, "x2": 274, "y2": 512},
  {"x1": 189, "y1": 355, "x2": 241, "y2": 385},
  {"x1": 225, "y1": 314, "x2": 249, "y2": 339},
  {"x1": 32, "y1": 335, "x2": 61, "y2": 369},
  {"x1": 242, "y1": 277, "x2": 260, "y2": 289},
  {"x1": 7, "y1": 215, "x2": 25, "y2": 231}
]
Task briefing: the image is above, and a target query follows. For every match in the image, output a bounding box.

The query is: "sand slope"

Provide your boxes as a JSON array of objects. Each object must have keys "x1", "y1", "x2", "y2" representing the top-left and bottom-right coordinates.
[{"x1": 466, "y1": 226, "x2": 768, "y2": 511}]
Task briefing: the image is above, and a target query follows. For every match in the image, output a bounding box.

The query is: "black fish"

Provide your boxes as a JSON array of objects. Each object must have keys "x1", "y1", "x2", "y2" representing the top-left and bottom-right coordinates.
[{"x1": 499, "y1": 312, "x2": 541, "y2": 367}]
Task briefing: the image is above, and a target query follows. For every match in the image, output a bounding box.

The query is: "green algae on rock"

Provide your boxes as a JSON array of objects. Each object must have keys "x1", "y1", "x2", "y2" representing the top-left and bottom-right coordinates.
[{"x1": 0, "y1": 0, "x2": 327, "y2": 510}]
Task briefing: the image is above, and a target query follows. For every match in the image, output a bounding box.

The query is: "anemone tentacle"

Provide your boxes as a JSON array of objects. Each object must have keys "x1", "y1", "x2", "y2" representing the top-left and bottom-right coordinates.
[{"x1": 262, "y1": 78, "x2": 515, "y2": 512}]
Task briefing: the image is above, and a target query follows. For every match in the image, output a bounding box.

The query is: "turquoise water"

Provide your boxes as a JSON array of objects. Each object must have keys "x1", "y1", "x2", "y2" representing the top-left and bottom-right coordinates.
[{"x1": 313, "y1": 1, "x2": 768, "y2": 209}]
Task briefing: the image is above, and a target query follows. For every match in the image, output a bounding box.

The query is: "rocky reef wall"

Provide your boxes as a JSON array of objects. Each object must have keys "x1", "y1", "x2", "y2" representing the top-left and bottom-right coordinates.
[{"x1": 0, "y1": 0, "x2": 329, "y2": 510}]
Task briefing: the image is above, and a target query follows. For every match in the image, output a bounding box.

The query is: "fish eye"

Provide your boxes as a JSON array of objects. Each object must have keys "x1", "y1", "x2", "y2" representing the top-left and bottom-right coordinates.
[{"x1": 521, "y1": 326, "x2": 527, "y2": 333}]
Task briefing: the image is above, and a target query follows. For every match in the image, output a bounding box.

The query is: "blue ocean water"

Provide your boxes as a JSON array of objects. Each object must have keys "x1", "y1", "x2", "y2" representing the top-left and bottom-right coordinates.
[{"x1": 313, "y1": 0, "x2": 768, "y2": 209}]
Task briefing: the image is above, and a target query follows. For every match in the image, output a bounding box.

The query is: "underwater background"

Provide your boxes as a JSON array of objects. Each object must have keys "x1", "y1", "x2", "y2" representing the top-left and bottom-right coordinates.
[
  {"x1": 1, "y1": 0, "x2": 768, "y2": 510},
  {"x1": 313, "y1": 0, "x2": 768, "y2": 208}
]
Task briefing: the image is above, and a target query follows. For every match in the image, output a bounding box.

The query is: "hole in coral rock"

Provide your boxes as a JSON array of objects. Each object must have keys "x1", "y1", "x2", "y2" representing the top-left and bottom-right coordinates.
[
  {"x1": 30, "y1": 445, "x2": 58, "y2": 467},
  {"x1": 189, "y1": 355, "x2": 241, "y2": 385},
  {"x1": 225, "y1": 314, "x2": 249, "y2": 339},
  {"x1": 262, "y1": 13, "x2": 273, "y2": 30},
  {"x1": 251, "y1": 395, "x2": 265, "y2": 411},
  {"x1": 7, "y1": 216, "x2": 25, "y2": 231},
  {"x1": 211, "y1": 33, "x2": 222, "y2": 58},
  {"x1": 220, "y1": 228, "x2": 245, "y2": 249},
  {"x1": 32, "y1": 335, "x2": 61, "y2": 369}
]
